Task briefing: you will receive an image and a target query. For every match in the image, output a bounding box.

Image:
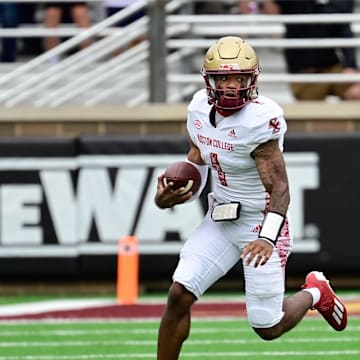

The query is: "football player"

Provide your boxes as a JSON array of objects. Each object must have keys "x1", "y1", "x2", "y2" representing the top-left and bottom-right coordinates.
[{"x1": 155, "y1": 36, "x2": 347, "y2": 360}]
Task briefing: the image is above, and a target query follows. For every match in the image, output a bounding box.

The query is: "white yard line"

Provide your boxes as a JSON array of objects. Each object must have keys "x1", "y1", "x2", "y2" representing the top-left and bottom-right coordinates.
[
  {"x1": 0, "y1": 351, "x2": 359, "y2": 359},
  {"x1": 0, "y1": 299, "x2": 116, "y2": 316},
  {"x1": 0, "y1": 336, "x2": 358, "y2": 347},
  {"x1": 0, "y1": 295, "x2": 358, "y2": 318},
  {"x1": 0, "y1": 297, "x2": 244, "y2": 317}
]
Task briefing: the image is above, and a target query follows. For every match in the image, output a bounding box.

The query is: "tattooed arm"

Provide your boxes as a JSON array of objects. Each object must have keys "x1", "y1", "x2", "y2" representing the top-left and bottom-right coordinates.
[
  {"x1": 252, "y1": 139, "x2": 290, "y2": 216},
  {"x1": 241, "y1": 140, "x2": 290, "y2": 267}
]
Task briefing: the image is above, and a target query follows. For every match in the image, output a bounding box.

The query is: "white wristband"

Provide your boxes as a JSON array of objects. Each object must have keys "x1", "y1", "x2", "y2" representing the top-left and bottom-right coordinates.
[{"x1": 259, "y1": 211, "x2": 285, "y2": 246}]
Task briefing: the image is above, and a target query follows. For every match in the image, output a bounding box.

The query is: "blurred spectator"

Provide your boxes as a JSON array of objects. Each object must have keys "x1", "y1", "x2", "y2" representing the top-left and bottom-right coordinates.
[
  {"x1": 0, "y1": 2, "x2": 20, "y2": 62},
  {"x1": 105, "y1": 0, "x2": 145, "y2": 26},
  {"x1": 193, "y1": 2, "x2": 228, "y2": 14},
  {"x1": 43, "y1": 2, "x2": 92, "y2": 62},
  {"x1": 104, "y1": 0, "x2": 146, "y2": 55},
  {"x1": 238, "y1": 0, "x2": 259, "y2": 14},
  {"x1": 239, "y1": 0, "x2": 360, "y2": 101},
  {"x1": 19, "y1": 3, "x2": 42, "y2": 57}
]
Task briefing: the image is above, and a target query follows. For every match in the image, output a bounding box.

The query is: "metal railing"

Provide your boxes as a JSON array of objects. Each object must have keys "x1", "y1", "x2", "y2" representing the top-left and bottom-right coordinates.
[
  {"x1": 1, "y1": 1, "x2": 360, "y2": 106},
  {"x1": 0, "y1": 0, "x2": 150, "y2": 107}
]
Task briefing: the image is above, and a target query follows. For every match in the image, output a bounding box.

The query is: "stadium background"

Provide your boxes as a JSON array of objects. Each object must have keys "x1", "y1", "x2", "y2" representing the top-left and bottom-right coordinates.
[{"x1": 0, "y1": 0, "x2": 359, "y2": 296}]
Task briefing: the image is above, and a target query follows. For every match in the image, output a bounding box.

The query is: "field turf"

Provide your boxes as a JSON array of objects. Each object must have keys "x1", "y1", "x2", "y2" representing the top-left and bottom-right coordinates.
[
  {"x1": 0, "y1": 293, "x2": 359, "y2": 359},
  {"x1": 0, "y1": 316, "x2": 359, "y2": 359}
]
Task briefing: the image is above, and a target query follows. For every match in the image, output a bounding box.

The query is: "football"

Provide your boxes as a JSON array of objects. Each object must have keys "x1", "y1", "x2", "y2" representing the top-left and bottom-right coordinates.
[{"x1": 163, "y1": 161, "x2": 202, "y2": 195}]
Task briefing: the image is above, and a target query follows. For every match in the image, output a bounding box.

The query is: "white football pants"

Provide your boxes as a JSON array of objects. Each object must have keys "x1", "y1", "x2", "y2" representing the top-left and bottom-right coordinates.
[{"x1": 173, "y1": 195, "x2": 293, "y2": 328}]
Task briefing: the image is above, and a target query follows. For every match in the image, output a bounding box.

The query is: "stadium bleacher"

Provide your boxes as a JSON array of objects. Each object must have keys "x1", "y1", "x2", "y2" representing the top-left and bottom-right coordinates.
[{"x1": 0, "y1": 0, "x2": 360, "y2": 108}]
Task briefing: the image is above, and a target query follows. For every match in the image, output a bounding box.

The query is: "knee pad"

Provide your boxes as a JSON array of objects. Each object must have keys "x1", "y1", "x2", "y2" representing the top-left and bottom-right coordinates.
[
  {"x1": 247, "y1": 294, "x2": 284, "y2": 328},
  {"x1": 244, "y1": 254, "x2": 285, "y2": 328}
]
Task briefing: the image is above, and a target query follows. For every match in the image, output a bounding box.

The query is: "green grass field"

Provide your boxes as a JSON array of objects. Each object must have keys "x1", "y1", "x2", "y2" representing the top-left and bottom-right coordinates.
[{"x1": 0, "y1": 316, "x2": 359, "y2": 359}]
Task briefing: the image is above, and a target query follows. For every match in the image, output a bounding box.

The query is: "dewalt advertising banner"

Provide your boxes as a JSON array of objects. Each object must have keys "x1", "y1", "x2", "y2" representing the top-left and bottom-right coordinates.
[{"x1": 0, "y1": 135, "x2": 358, "y2": 280}]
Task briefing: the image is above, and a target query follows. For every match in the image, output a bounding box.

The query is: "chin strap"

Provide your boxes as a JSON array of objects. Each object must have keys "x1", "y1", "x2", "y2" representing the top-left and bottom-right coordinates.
[
  {"x1": 185, "y1": 159, "x2": 209, "y2": 202},
  {"x1": 216, "y1": 108, "x2": 236, "y2": 117}
]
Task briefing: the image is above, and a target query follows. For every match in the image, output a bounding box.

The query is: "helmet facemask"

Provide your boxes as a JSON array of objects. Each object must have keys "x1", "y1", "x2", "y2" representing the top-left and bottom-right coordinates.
[{"x1": 202, "y1": 37, "x2": 261, "y2": 111}]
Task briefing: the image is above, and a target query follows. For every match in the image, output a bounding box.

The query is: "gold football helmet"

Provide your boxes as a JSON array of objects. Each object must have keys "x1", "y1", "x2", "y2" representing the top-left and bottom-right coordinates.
[{"x1": 201, "y1": 36, "x2": 260, "y2": 111}]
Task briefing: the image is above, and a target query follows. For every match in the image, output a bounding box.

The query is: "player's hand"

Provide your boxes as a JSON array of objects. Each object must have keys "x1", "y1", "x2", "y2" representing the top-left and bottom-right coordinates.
[
  {"x1": 154, "y1": 174, "x2": 193, "y2": 209},
  {"x1": 240, "y1": 238, "x2": 274, "y2": 268}
]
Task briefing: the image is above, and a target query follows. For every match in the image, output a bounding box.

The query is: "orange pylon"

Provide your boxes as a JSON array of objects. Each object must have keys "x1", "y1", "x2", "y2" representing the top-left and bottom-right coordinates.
[{"x1": 117, "y1": 236, "x2": 139, "y2": 304}]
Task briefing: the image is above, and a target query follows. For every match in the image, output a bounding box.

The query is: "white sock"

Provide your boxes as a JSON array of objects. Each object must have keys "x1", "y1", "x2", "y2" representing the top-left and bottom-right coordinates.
[{"x1": 303, "y1": 288, "x2": 321, "y2": 306}]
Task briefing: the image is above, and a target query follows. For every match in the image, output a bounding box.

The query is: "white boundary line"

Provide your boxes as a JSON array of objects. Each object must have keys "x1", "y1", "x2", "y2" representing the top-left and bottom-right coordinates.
[{"x1": 0, "y1": 350, "x2": 359, "y2": 359}]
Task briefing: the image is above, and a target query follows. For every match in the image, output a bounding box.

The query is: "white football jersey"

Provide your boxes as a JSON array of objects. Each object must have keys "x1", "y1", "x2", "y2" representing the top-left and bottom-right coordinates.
[{"x1": 187, "y1": 89, "x2": 287, "y2": 212}]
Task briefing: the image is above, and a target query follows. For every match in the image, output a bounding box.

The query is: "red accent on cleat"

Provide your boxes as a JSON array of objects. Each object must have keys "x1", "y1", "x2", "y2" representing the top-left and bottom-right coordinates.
[{"x1": 302, "y1": 271, "x2": 347, "y2": 331}]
